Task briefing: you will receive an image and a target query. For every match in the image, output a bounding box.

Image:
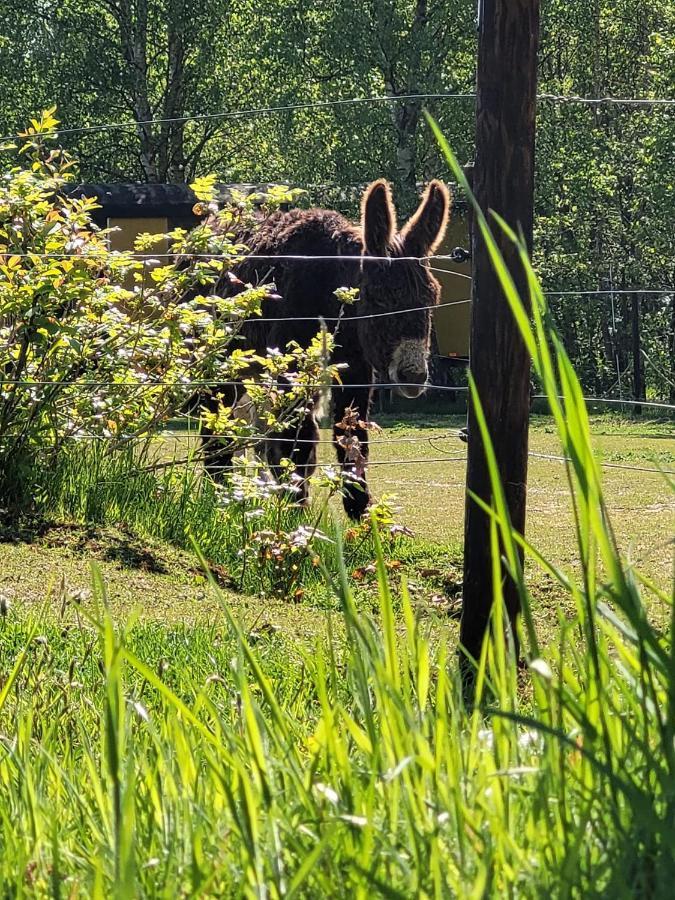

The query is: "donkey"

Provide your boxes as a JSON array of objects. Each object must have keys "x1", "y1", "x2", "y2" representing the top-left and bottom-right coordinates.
[{"x1": 202, "y1": 178, "x2": 451, "y2": 519}]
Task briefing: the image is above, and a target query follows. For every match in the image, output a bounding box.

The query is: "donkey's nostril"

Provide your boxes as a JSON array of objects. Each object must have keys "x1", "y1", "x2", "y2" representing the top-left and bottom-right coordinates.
[
  {"x1": 388, "y1": 340, "x2": 429, "y2": 397},
  {"x1": 400, "y1": 367, "x2": 427, "y2": 385}
]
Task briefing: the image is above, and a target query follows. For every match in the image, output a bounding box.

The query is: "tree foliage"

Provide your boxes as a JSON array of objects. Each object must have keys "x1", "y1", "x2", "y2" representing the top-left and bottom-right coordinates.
[{"x1": 0, "y1": 0, "x2": 673, "y2": 399}]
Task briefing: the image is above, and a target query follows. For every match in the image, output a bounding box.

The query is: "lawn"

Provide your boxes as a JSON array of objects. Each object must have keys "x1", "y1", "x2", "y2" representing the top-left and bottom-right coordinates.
[
  {"x1": 365, "y1": 410, "x2": 674, "y2": 586},
  {"x1": 1, "y1": 411, "x2": 672, "y2": 647},
  {"x1": 0, "y1": 407, "x2": 673, "y2": 895}
]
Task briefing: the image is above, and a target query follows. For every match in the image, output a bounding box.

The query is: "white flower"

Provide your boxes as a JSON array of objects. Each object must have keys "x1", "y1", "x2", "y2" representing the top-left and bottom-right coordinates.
[
  {"x1": 518, "y1": 730, "x2": 543, "y2": 751},
  {"x1": 529, "y1": 658, "x2": 553, "y2": 681},
  {"x1": 132, "y1": 701, "x2": 150, "y2": 722},
  {"x1": 339, "y1": 814, "x2": 368, "y2": 827},
  {"x1": 313, "y1": 783, "x2": 339, "y2": 805},
  {"x1": 477, "y1": 728, "x2": 494, "y2": 750}
]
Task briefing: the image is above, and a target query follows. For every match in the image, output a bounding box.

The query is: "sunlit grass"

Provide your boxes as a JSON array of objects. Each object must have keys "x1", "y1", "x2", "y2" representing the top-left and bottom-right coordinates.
[
  {"x1": 1, "y1": 292, "x2": 672, "y2": 896},
  {"x1": 1, "y1": 126, "x2": 674, "y2": 896}
]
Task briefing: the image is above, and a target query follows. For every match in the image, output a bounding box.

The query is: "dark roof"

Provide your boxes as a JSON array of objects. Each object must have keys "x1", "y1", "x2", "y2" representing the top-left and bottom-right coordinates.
[
  {"x1": 69, "y1": 180, "x2": 468, "y2": 218},
  {"x1": 69, "y1": 183, "x2": 198, "y2": 218},
  {"x1": 68, "y1": 183, "x2": 270, "y2": 218}
]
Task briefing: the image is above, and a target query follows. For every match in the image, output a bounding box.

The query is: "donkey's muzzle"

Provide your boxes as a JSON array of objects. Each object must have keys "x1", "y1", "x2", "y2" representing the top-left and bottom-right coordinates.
[
  {"x1": 395, "y1": 369, "x2": 428, "y2": 399},
  {"x1": 389, "y1": 340, "x2": 429, "y2": 399}
]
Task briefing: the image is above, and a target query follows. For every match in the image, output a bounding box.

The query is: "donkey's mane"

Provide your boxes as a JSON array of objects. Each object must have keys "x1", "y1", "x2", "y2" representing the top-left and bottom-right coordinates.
[{"x1": 246, "y1": 207, "x2": 364, "y2": 257}]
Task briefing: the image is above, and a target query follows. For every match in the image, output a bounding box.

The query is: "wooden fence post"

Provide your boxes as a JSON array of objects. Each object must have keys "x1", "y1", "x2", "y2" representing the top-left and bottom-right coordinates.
[{"x1": 460, "y1": 0, "x2": 540, "y2": 677}]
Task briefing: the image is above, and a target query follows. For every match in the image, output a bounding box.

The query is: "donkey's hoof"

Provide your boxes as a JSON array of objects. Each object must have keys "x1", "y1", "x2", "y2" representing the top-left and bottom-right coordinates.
[{"x1": 343, "y1": 479, "x2": 370, "y2": 520}]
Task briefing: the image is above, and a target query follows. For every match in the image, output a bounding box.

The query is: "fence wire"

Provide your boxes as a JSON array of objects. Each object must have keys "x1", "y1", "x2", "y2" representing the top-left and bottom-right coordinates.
[
  {"x1": 2, "y1": 377, "x2": 675, "y2": 414},
  {"x1": 528, "y1": 451, "x2": 675, "y2": 476},
  {"x1": 5, "y1": 89, "x2": 674, "y2": 144},
  {"x1": 2, "y1": 250, "x2": 469, "y2": 264},
  {"x1": 73, "y1": 444, "x2": 673, "y2": 479}
]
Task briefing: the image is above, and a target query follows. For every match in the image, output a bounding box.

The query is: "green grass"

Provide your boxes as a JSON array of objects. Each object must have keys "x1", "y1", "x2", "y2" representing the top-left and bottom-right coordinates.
[
  {"x1": 2, "y1": 135, "x2": 675, "y2": 894},
  {"x1": 0, "y1": 489, "x2": 673, "y2": 895},
  {"x1": 2, "y1": 411, "x2": 671, "y2": 655},
  {"x1": 0, "y1": 397, "x2": 672, "y2": 895}
]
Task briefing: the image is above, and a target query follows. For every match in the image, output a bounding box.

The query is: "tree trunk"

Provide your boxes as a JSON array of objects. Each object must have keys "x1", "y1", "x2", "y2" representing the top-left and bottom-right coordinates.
[
  {"x1": 460, "y1": 0, "x2": 540, "y2": 678},
  {"x1": 393, "y1": 102, "x2": 421, "y2": 214},
  {"x1": 382, "y1": 0, "x2": 428, "y2": 214},
  {"x1": 110, "y1": 0, "x2": 159, "y2": 181},
  {"x1": 159, "y1": 7, "x2": 187, "y2": 182},
  {"x1": 632, "y1": 293, "x2": 645, "y2": 415},
  {"x1": 670, "y1": 290, "x2": 675, "y2": 405}
]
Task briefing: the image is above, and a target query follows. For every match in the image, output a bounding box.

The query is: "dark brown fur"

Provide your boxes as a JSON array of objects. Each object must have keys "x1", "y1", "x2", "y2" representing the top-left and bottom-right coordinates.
[{"x1": 204, "y1": 179, "x2": 451, "y2": 519}]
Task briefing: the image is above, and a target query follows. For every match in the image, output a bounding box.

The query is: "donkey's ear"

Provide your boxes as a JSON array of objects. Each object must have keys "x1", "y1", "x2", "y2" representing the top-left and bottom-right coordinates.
[
  {"x1": 401, "y1": 180, "x2": 451, "y2": 257},
  {"x1": 361, "y1": 179, "x2": 397, "y2": 256}
]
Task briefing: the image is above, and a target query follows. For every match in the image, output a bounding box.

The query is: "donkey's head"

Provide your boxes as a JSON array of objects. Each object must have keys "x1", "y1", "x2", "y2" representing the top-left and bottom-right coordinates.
[{"x1": 357, "y1": 179, "x2": 451, "y2": 398}]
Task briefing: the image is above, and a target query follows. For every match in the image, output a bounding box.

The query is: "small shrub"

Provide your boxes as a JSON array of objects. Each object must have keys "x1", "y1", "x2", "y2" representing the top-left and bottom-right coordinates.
[{"x1": 0, "y1": 110, "x2": 336, "y2": 511}]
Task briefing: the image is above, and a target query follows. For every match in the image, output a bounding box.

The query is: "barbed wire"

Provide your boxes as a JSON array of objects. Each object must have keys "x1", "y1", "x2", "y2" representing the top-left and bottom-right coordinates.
[
  {"x1": 1, "y1": 94, "x2": 476, "y2": 144},
  {"x1": 180, "y1": 450, "x2": 675, "y2": 477},
  {"x1": 32, "y1": 421, "x2": 672, "y2": 449},
  {"x1": 70, "y1": 449, "x2": 674, "y2": 478},
  {"x1": 2, "y1": 250, "x2": 672, "y2": 291},
  {"x1": 4, "y1": 253, "x2": 672, "y2": 301},
  {"x1": 4, "y1": 90, "x2": 674, "y2": 145},
  {"x1": 2, "y1": 377, "x2": 675, "y2": 413},
  {"x1": 18, "y1": 428, "x2": 464, "y2": 447},
  {"x1": 2, "y1": 375, "x2": 675, "y2": 412},
  {"x1": 0, "y1": 378, "x2": 464, "y2": 389},
  {"x1": 0, "y1": 296, "x2": 471, "y2": 325},
  {"x1": 2, "y1": 418, "x2": 671, "y2": 476},
  {"x1": 244, "y1": 298, "x2": 472, "y2": 323},
  {"x1": 182, "y1": 456, "x2": 469, "y2": 471},
  {"x1": 531, "y1": 394, "x2": 675, "y2": 412},
  {"x1": 546, "y1": 289, "x2": 674, "y2": 297},
  {"x1": 538, "y1": 92, "x2": 675, "y2": 107},
  {"x1": 192, "y1": 429, "x2": 465, "y2": 447},
  {"x1": 6, "y1": 408, "x2": 674, "y2": 451}
]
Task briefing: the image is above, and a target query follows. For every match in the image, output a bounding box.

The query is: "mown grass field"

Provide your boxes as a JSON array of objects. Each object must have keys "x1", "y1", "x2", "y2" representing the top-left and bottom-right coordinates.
[
  {"x1": 353, "y1": 410, "x2": 675, "y2": 587},
  {"x1": 1, "y1": 411, "x2": 672, "y2": 644},
  {"x1": 0, "y1": 403, "x2": 673, "y2": 896}
]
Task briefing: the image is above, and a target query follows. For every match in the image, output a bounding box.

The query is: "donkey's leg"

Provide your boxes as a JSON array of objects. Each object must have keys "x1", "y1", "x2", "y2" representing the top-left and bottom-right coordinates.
[
  {"x1": 265, "y1": 407, "x2": 320, "y2": 506},
  {"x1": 332, "y1": 385, "x2": 373, "y2": 520},
  {"x1": 199, "y1": 384, "x2": 239, "y2": 483}
]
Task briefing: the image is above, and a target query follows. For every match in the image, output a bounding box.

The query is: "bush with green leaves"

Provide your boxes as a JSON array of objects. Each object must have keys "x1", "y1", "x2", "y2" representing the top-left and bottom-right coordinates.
[{"x1": 0, "y1": 111, "x2": 335, "y2": 509}]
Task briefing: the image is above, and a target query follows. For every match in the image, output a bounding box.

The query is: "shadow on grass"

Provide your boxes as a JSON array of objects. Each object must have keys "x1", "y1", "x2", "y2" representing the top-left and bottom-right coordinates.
[{"x1": 0, "y1": 519, "x2": 169, "y2": 575}]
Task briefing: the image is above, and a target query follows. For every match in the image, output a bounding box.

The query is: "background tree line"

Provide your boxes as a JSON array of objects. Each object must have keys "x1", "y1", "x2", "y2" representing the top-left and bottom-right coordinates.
[{"x1": 1, "y1": 0, "x2": 673, "y2": 402}]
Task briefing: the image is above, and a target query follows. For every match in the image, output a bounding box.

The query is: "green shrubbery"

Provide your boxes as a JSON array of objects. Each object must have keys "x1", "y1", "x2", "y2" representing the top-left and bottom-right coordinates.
[{"x1": 0, "y1": 111, "x2": 333, "y2": 511}]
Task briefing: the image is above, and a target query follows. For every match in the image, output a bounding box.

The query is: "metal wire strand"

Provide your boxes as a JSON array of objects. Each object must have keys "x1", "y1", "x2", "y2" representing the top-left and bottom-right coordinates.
[
  {"x1": 152, "y1": 452, "x2": 675, "y2": 477},
  {"x1": 0, "y1": 250, "x2": 470, "y2": 264},
  {"x1": 528, "y1": 451, "x2": 675, "y2": 477},
  {"x1": 2, "y1": 378, "x2": 675, "y2": 414},
  {"x1": 3, "y1": 90, "x2": 674, "y2": 143}
]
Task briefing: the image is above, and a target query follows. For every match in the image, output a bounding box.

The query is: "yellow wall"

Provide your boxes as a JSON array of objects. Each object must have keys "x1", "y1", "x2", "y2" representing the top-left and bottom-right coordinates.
[
  {"x1": 107, "y1": 216, "x2": 169, "y2": 253},
  {"x1": 105, "y1": 212, "x2": 472, "y2": 358},
  {"x1": 107, "y1": 216, "x2": 169, "y2": 288},
  {"x1": 431, "y1": 215, "x2": 471, "y2": 359}
]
